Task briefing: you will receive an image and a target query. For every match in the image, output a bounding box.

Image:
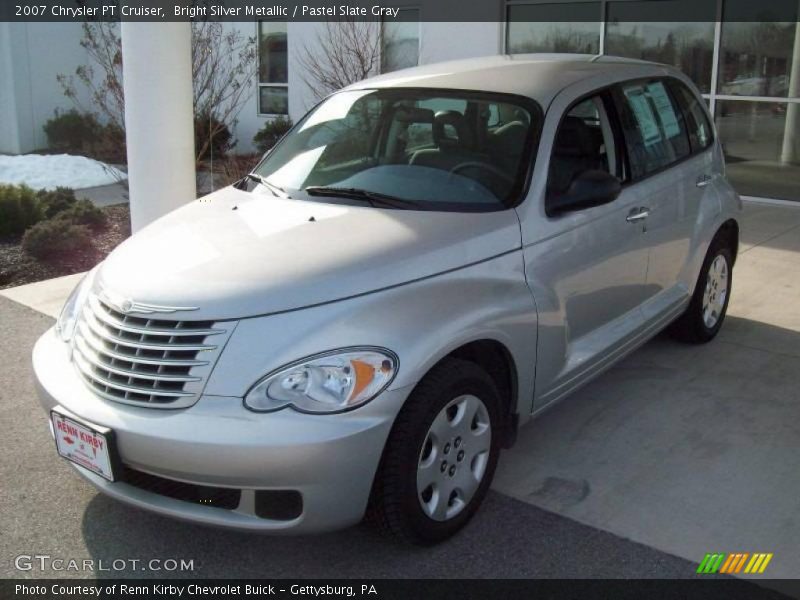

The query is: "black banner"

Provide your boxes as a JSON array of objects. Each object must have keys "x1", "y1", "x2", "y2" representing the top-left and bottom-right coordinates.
[
  {"x1": 2, "y1": 579, "x2": 800, "y2": 600},
  {"x1": 2, "y1": 0, "x2": 800, "y2": 23}
]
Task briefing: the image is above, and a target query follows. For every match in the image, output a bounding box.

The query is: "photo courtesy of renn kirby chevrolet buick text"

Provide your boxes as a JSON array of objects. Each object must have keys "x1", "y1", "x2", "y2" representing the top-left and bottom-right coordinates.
[{"x1": 33, "y1": 54, "x2": 741, "y2": 545}]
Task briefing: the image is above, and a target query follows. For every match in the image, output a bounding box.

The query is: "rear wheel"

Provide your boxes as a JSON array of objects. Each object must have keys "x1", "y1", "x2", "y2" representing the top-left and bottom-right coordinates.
[
  {"x1": 368, "y1": 358, "x2": 502, "y2": 545},
  {"x1": 670, "y1": 237, "x2": 733, "y2": 343}
]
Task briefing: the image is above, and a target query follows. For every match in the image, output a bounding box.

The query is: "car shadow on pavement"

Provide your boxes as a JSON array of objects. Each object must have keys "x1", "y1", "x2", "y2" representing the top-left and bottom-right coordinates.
[{"x1": 81, "y1": 490, "x2": 705, "y2": 579}]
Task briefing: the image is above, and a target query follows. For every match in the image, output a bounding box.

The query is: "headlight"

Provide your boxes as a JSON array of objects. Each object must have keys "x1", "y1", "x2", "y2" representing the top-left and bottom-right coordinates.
[
  {"x1": 244, "y1": 348, "x2": 398, "y2": 414},
  {"x1": 56, "y1": 269, "x2": 95, "y2": 342}
]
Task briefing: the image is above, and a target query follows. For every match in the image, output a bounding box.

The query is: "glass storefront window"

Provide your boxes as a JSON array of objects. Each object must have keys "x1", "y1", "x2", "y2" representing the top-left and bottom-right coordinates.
[
  {"x1": 715, "y1": 100, "x2": 800, "y2": 201},
  {"x1": 258, "y1": 21, "x2": 288, "y2": 115},
  {"x1": 506, "y1": 2, "x2": 601, "y2": 54},
  {"x1": 259, "y1": 21, "x2": 288, "y2": 84},
  {"x1": 504, "y1": 0, "x2": 800, "y2": 200},
  {"x1": 259, "y1": 87, "x2": 289, "y2": 116},
  {"x1": 719, "y1": 0, "x2": 800, "y2": 97},
  {"x1": 606, "y1": 1, "x2": 715, "y2": 93}
]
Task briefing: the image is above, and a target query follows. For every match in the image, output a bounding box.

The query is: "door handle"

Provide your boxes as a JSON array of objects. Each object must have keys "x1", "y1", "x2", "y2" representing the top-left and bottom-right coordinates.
[
  {"x1": 696, "y1": 174, "x2": 712, "y2": 187},
  {"x1": 626, "y1": 207, "x2": 650, "y2": 223}
]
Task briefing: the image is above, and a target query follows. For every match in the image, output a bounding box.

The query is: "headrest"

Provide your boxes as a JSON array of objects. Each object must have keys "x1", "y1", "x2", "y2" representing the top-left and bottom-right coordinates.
[
  {"x1": 433, "y1": 110, "x2": 474, "y2": 149},
  {"x1": 491, "y1": 121, "x2": 527, "y2": 156},
  {"x1": 553, "y1": 116, "x2": 594, "y2": 157}
]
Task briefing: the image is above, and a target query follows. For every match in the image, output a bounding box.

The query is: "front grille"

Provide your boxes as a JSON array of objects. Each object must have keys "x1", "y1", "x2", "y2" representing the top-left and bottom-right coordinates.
[
  {"x1": 72, "y1": 292, "x2": 232, "y2": 408},
  {"x1": 120, "y1": 466, "x2": 241, "y2": 509}
]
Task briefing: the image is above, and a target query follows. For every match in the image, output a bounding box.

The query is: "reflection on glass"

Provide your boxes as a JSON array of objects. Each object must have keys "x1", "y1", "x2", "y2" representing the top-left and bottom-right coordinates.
[
  {"x1": 259, "y1": 87, "x2": 289, "y2": 115},
  {"x1": 254, "y1": 89, "x2": 538, "y2": 209},
  {"x1": 258, "y1": 21, "x2": 288, "y2": 84},
  {"x1": 715, "y1": 100, "x2": 800, "y2": 201},
  {"x1": 719, "y1": 0, "x2": 800, "y2": 98},
  {"x1": 381, "y1": 10, "x2": 420, "y2": 73},
  {"x1": 606, "y1": 2, "x2": 714, "y2": 93},
  {"x1": 506, "y1": 3, "x2": 601, "y2": 54}
]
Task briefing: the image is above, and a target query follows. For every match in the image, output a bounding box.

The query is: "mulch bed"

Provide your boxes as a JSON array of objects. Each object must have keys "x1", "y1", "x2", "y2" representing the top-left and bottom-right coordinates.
[{"x1": 0, "y1": 204, "x2": 131, "y2": 290}]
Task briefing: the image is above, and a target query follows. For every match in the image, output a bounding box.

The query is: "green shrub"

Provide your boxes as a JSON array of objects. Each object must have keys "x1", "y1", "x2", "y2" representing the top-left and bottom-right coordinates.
[
  {"x1": 22, "y1": 218, "x2": 92, "y2": 260},
  {"x1": 42, "y1": 110, "x2": 126, "y2": 163},
  {"x1": 36, "y1": 187, "x2": 77, "y2": 219},
  {"x1": 57, "y1": 199, "x2": 107, "y2": 231},
  {"x1": 195, "y1": 113, "x2": 235, "y2": 161},
  {"x1": 253, "y1": 117, "x2": 293, "y2": 154},
  {"x1": 92, "y1": 122, "x2": 127, "y2": 164},
  {"x1": 43, "y1": 109, "x2": 102, "y2": 153},
  {"x1": 0, "y1": 184, "x2": 43, "y2": 236}
]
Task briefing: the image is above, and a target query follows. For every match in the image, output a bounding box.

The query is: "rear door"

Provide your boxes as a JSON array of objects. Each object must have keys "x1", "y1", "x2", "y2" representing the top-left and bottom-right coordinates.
[
  {"x1": 612, "y1": 78, "x2": 700, "y2": 323},
  {"x1": 666, "y1": 78, "x2": 719, "y2": 289}
]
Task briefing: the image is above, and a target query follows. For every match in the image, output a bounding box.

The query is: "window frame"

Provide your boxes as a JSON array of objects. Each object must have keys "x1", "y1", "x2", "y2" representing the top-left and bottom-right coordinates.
[{"x1": 257, "y1": 20, "x2": 289, "y2": 117}]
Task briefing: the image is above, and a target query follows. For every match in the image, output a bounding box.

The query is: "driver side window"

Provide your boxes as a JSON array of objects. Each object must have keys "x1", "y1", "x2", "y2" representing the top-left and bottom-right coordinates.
[{"x1": 546, "y1": 95, "x2": 620, "y2": 202}]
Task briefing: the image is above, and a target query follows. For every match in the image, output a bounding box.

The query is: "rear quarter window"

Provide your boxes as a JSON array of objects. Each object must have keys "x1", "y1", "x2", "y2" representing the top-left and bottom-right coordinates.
[{"x1": 668, "y1": 79, "x2": 714, "y2": 153}]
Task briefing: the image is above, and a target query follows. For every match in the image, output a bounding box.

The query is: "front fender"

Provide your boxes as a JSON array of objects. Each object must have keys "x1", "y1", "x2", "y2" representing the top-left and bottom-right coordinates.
[{"x1": 204, "y1": 251, "x2": 538, "y2": 420}]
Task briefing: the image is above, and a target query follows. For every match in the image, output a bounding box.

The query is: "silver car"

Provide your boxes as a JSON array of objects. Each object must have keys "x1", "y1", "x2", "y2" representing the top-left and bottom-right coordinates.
[{"x1": 34, "y1": 55, "x2": 741, "y2": 545}]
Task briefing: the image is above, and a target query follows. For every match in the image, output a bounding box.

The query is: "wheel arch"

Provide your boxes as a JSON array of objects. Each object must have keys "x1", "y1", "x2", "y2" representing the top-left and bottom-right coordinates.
[
  {"x1": 716, "y1": 218, "x2": 740, "y2": 265},
  {"x1": 435, "y1": 339, "x2": 520, "y2": 449}
]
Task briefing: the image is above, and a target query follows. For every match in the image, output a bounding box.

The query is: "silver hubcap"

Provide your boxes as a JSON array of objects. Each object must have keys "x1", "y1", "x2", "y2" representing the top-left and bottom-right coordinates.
[
  {"x1": 416, "y1": 394, "x2": 491, "y2": 522},
  {"x1": 702, "y1": 254, "x2": 729, "y2": 329}
]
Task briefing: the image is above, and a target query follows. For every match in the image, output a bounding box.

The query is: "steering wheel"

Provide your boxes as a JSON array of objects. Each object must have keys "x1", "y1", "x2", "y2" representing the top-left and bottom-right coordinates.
[{"x1": 449, "y1": 161, "x2": 515, "y2": 184}]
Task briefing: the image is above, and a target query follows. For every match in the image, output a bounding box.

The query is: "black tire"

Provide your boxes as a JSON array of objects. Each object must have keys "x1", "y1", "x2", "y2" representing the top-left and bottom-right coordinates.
[
  {"x1": 368, "y1": 357, "x2": 502, "y2": 545},
  {"x1": 669, "y1": 236, "x2": 734, "y2": 344}
]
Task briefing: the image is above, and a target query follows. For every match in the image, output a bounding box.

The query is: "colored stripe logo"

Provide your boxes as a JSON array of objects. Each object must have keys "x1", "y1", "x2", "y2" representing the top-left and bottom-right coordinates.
[{"x1": 697, "y1": 553, "x2": 773, "y2": 574}]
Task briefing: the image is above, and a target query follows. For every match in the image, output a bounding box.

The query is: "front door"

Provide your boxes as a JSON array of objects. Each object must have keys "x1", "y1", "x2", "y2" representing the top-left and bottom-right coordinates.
[{"x1": 519, "y1": 91, "x2": 650, "y2": 412}]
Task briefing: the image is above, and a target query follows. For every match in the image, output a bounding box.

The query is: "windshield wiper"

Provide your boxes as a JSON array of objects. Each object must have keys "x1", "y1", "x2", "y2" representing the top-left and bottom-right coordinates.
[
  {"x1": 303, "y1": 186, "x2": 421, "y2": 210},
  {"x1": 244, "y1": 173, "x2": 287, "y2": 197}
]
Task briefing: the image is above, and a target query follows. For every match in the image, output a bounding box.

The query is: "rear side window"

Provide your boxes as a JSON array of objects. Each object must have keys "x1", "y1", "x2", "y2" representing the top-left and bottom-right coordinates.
[
  {"x1": 668, "y1": 80, "x2": 714, "y2": 153},
  {"x1": 617, "y1": 80, "x2": 691, "y2": 178}
]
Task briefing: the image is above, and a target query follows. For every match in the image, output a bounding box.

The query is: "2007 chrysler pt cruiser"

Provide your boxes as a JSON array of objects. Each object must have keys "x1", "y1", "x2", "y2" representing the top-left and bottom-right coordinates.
[{"x1": 34, "y1": 55, "x2": 741, "y2": 544}]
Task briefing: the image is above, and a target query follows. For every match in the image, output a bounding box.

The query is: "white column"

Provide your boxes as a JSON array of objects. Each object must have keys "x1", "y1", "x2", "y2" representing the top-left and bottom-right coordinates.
[
  {"x1": 121, "y1": 22, "x2": 196, "y2": 232},
  {"x1": 781, "y1": 19, "x2": 800, "y2": 166}
]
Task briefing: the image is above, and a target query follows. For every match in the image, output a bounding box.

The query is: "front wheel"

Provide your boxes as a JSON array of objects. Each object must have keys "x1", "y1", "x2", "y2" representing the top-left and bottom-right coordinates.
[
  {"x1": 670, "y1": 238, "x2": 733, "y2": 343},
  {"x1": 368, "y1": 358, "x2": 502, "y2": 545}
]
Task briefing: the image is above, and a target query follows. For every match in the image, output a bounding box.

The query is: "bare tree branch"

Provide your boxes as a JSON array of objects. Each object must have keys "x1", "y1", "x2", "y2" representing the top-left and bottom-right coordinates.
[
  {"x1": 296, "y1": 18, "x2": 381, "y2": 102},
  {"x1": 57, "y1": 21, "x2": 257, "y2": 166}
]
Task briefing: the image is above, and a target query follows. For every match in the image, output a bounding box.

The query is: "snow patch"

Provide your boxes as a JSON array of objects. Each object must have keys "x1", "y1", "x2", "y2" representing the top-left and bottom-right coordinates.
[{"x1": 0, "y1": 154, "x2": 126, "y2": 191}]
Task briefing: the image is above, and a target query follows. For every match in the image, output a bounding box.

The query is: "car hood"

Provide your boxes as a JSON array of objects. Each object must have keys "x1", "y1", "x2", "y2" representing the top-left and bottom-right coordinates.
[{"x1": 97, "y1": 186, "x2": 522, "y2": 320}]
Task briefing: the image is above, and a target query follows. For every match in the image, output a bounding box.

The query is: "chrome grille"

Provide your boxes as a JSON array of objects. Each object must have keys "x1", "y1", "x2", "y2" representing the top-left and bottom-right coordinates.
[{"x1": 72, "y1": 292, "x2": 233, "y2": 408}]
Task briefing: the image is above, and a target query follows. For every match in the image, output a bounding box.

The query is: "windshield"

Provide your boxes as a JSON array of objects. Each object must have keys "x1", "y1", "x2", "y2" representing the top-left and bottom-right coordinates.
[{"x1": 252, "y1": 88, "x2": 541, "y2": 211}]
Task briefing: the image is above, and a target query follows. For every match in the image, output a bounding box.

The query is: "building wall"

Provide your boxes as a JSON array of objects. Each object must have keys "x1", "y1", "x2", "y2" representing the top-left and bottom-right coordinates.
[
  {"x1": 0, "y1": 23, "x2": 22, "y2": 154},
  {"x1": 230, "y1": 21, "x2": 321, "y2": 154},
  {"x1": 418, "y1": 22, "x2": 503, "y2": 63},
  {"x1": 3, "y1": 22, "x2": 94, "y2": 154}
]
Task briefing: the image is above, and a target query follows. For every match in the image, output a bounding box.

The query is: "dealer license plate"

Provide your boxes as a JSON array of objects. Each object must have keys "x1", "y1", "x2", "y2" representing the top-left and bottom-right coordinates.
[{"x1": 51, "y1": 410, "x2": 116, "y2": 481}]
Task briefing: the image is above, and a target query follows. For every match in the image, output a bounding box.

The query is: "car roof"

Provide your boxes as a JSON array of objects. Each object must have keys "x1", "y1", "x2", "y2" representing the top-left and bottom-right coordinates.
[{"x1": 346, "y1": 54, "x2": 679, "y2": 106}]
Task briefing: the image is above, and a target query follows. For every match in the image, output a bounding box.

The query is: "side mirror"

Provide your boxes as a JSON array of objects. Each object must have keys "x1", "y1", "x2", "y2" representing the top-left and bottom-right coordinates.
[{"x1": 547, "y1": 170, "x2": 622, "y2": 216}]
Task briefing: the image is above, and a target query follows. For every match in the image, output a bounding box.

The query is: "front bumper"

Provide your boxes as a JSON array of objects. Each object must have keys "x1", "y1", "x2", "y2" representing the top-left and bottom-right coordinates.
[{"x1": 33, "y1": 327, "x2": 410, "y2": 533}]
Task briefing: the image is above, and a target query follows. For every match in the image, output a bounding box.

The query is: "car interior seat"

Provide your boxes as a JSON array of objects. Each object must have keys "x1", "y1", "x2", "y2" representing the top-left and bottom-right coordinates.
[{"x1": 547, "y1": 116, "x2": 605, "y2": 196}]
